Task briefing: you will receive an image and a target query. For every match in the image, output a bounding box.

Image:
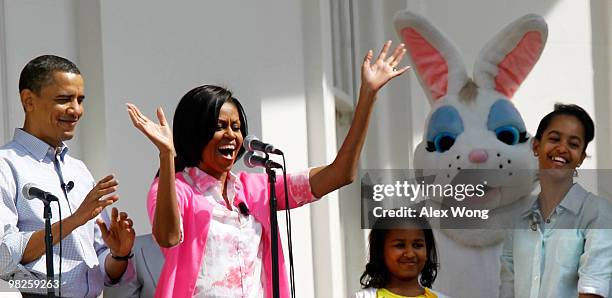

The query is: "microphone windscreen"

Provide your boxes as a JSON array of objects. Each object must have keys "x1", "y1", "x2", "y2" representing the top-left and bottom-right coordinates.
[
  {"x1": 22, "y1": 183, "x2": 34, "y2": 199},
  {"x1": 64, "y1": 181, "x2": 75, "y2": 192},
  {"x1": 244, "y1": 151, "x2": 256, "y2": 168},
  {"x1": 244, "y1": 135, "x2": 258, "y2": 151}
]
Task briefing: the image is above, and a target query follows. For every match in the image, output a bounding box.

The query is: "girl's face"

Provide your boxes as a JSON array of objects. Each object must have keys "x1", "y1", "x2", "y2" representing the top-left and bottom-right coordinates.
[
  {"x1": 199, "y1": 102, "x2": 244, "y2": 178},
  {"x1": 383, "y1": 229, "x2": 427, "y2": 283},
  {"x1": 533, "y1": 114, "x2": 586, "y2": 173}
]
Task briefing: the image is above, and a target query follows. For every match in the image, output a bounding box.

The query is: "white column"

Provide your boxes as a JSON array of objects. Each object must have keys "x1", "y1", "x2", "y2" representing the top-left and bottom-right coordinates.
[
  {"x1": 0, "y1": 0, "x2": 8, "y2": 143},
  {"x1": 2, "y1": 0, "x2": 79, "y2": 154},
  {"x1": 302, "y1": 0, "x2": 345, "y2": 296},
  {"x1": 75, "y1": 0, "x2": 109, "y2": 178}
]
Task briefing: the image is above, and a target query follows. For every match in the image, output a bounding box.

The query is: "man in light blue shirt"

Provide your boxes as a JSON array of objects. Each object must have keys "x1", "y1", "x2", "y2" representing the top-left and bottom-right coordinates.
[{"x1": 0, "y1": 55, "x2": 135, "y2": 297}]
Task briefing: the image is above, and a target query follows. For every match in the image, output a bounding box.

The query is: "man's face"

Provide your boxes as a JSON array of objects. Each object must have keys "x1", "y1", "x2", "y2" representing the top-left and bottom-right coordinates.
[{"x1": 22, "y1": 72, "x2": 84, "y2": 147}]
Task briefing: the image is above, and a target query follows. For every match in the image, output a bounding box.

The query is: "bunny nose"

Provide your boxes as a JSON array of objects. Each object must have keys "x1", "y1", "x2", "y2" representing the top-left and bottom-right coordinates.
[{"x1": 469, "y1": 149, "x2": 488, "y2": 163}]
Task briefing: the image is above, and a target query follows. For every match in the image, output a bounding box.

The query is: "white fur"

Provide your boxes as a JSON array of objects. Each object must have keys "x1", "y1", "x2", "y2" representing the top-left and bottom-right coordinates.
[{"x1": 395, "y1": 11, "x2": 548, "y2": 298}]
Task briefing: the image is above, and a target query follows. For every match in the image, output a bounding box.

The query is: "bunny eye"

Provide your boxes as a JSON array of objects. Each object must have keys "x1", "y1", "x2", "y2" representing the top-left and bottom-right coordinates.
[
  {"x1": 426, "y1": 105, "x2": 463, "y2": 153},
  {"x1": 487, "y1": 99, "x2": 529, "y2": 145},
  {"x1": 427, "y1": 132, "x2": 456, "y2": 153},
  {"x1": 495, "y1": 125, "x2": 521, "y2": 145}
]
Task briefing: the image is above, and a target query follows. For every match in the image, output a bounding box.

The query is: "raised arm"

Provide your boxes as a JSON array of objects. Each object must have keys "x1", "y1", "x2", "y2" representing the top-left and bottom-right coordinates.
[
  {"x1": 127, "y1": 104, "x2": 180, "y2": 248},
  {"x1": 308, "y1": 41, "x2": 409, "y2": 198}
]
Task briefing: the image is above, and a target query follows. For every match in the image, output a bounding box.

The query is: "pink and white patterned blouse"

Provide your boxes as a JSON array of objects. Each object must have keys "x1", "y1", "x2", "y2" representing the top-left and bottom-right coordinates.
[
  {"x1": 147, "y1": 166, "x2": 318, "y2": 298},
  {"x1": 187, "y1": 170, "x2": 264, "y2": 297}
]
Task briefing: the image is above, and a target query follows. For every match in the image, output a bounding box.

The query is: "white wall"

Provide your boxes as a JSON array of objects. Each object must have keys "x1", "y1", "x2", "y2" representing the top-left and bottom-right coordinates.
[
  {"x1": 2, "y1": 0, "x2": 81, "y2": 155},
  {"x1": 301, "y1": 0, "x2": 347, "y2": 296},
  {"x1": 0, "y1": 0, "x2": 7, "y2": 143},
  {"x1": 590, "y1": 0, "x2": 612, "y2": 198}
]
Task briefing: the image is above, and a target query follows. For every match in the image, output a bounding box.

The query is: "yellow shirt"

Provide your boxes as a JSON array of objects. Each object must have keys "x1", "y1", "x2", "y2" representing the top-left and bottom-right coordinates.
[{"x1": 376, "y1": 287, "x2": 438, "y2": 298}]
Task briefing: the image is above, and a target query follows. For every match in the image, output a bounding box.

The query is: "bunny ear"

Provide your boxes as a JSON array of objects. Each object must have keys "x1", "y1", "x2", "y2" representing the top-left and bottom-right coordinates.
[
  {"x1": 473, "y1": 14, "x2": 548, "y2": 99},
  {"x1": 394, "y1": 10, "x2": 469, "y2": 105}
]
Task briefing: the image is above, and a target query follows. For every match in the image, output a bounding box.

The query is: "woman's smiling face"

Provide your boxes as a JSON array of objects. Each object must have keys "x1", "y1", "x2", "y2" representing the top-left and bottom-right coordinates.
[
  {"x1": 199, "y1": 102, "x2": 243, "y2": 178},
  {"x1": 533, "y1": 114, "x2": 586, "y2": 174}
]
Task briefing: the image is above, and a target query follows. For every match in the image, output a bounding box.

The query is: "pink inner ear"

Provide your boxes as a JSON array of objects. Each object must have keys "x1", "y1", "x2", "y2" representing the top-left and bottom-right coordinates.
[
  {"x1": 401, "y1": 28, "x2": 448, "y2": 100},
  {"x1": 495, "y1": 31, "x2": 543, "y2": 99}
]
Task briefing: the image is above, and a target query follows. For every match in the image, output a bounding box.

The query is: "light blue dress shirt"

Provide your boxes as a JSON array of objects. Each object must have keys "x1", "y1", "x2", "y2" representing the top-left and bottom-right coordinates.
[
  {"x1": 0, "y1": 129, "x2": 134, "y2": 297},
  {"x1": 500, "y1": 183, "x2": 612, "y2": 298}
]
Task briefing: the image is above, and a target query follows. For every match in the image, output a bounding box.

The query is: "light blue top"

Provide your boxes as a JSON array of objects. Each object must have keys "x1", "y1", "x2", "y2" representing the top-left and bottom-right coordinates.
[
  {"x1": 0, "y1": 129, "x2": 133, "y2": 297},
  {"x1": 500, "y1": 183, "x2": 612, "y2": 298}
]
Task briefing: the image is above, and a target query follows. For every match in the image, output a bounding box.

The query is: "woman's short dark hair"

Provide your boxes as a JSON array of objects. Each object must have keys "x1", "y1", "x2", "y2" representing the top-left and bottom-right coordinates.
[
  {"x1": 172, "y1": 85, "x2": 248, "y2": 172},
  {"x1": 535, "y1": 103, "x2": 594, "y2": 153},
  {"x1": 359, "y1": 216, "x2": 439, "y2": 289}
]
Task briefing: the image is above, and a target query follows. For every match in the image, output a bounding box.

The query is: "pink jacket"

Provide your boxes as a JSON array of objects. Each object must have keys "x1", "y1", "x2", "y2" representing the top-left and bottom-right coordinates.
[{"x1": 147, "y1": 168, "x2": 315, "y2": 298}]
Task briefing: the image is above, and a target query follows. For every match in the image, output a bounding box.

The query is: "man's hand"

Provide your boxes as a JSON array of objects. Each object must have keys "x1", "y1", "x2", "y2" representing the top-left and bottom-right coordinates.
[
  {"x1": 72, "y1": 175, "x2": 119, "y2": 226},
  {"x1": 20, "y1": 175, "x2": 120, "y2": 264},
  {"x1": 97, "y1": 207, "x2": 135, "y2": 257}
]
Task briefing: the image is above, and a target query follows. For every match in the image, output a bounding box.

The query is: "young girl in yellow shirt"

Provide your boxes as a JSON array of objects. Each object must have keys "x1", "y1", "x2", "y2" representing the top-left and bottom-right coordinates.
[{"x1": 355, "y1": 217, "x2": 450, "y2": 298}]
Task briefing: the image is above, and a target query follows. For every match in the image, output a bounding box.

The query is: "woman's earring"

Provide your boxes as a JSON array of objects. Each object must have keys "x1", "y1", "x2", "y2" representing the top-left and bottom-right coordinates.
[
  {"x1": 534, "y1": 152, "x2": 538, "y2": 157},
  {"x1": 574, "y1": 164, "x2": 581, "y2": 177}
]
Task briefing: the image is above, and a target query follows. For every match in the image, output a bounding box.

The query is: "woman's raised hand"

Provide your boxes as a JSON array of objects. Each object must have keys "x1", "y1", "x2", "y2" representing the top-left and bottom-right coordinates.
[
  {"x1": 361, "y1": 40, "x2": 410, "y2": 93},
  {"x1": 127, "y1": 103, "x2": 174, "y2": 155}
]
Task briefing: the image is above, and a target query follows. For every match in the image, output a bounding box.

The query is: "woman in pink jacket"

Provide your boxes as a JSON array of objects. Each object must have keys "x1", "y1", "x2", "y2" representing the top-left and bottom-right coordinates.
[{"x1": 126, "y1": 41, "x2": 409, "y2": 298}]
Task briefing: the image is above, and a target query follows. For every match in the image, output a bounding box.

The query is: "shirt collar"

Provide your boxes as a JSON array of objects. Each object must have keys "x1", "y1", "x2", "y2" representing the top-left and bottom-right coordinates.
[
  {"x1": 521, "y1": 182, "x2": 587, "y2": 218},
  {"x1": 186, "y1": 166, "x2": 239, "y2": 193},
  {"x1": 557, "y1": 183, "x2": 588, "y2": 215},
  {"x1": 521, "y1": 196, "x2": 539, "y2": 218},
  {"x1": 12, "y1": 128, "x2": 69, "y2": 162}
]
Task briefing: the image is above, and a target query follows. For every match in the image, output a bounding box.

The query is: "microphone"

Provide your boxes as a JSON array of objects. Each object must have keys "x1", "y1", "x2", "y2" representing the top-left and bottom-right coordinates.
[
  {"x1": 22, "y1": 184, "x2": 59, "y2": 202},
  {"x1": 238, "y1": 202, "x2": 250, "y2": 216},
  {"x1": 61, "y1": 181, "x2": 74, "y2": 192},
  {"x1": 244, "y1": 151, "x2": 282, "y2": 169},
  {"x1": 244, "y1": 135, "x2": 283, "y2": 155},
  {"x1": 530, "y1": 212, "x2": 540, "y2": 231}
]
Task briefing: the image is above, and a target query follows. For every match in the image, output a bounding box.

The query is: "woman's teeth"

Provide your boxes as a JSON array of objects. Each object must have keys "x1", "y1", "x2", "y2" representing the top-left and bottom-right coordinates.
[
  {"x1": 551, "y1": 156, "x2": 567, "y2": 164},
  {"x1": 218, "y1": 145, "x2": 235, "y2": 157}
]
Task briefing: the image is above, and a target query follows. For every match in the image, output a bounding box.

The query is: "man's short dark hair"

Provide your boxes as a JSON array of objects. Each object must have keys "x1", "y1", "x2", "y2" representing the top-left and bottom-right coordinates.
[{"x1": 18, "y1": 55, "x2": 81, "y2": 94}]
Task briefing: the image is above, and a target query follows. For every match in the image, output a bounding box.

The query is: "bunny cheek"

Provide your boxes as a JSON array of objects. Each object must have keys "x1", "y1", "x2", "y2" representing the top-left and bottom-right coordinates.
[{"x1": 415, "y1": 133, "x2": 537, "y2": 210}]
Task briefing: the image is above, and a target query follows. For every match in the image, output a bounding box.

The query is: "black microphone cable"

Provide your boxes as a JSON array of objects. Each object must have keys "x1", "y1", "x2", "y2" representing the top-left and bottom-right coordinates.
[
  {"x1": 57, "y1": 180, "x2": 73, "y2": 296},
  {"x1": 280, "y1": 153, "x2": 295, "y2": 298}
]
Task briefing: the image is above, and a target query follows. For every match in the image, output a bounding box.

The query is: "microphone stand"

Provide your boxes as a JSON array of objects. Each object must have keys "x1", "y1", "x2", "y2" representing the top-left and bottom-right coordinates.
[
  {"x1": 43, "y1": 199, "x2": 55, "y2": 298},
  {"x1": 265, "y1": 155, "x2": 280, "y2": 298}
]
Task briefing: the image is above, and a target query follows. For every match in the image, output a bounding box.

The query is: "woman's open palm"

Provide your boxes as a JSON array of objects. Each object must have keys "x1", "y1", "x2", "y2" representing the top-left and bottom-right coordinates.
[
  {"x1": 127, "y1": 103, "x2": 174, "y2": 154},
  {"x1": 361, "y1": 41, "x2": 410, "y2": 92}
]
